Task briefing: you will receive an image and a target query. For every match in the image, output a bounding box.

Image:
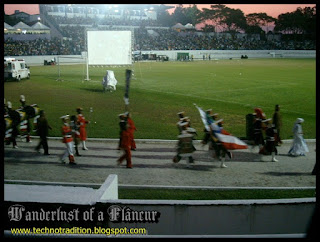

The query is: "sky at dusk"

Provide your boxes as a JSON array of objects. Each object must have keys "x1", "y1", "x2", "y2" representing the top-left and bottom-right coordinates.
[{"x1": 4, "y1": 3, "x2": 316, "y2": 18}]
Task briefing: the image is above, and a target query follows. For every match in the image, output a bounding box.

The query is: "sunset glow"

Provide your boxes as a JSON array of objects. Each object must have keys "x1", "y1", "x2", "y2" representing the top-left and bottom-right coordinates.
[{"x1": 4, "y1": 4, "x2": 316, "y2": 18}]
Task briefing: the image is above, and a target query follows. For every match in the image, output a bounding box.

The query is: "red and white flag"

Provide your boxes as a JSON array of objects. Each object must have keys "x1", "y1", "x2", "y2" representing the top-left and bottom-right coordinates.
[
  {"x1": 215, "y1": 133, "x2": 248, "y2": 150},
  {"x1": 194, "y1": 104, "x2": 248, "y2": 150}
]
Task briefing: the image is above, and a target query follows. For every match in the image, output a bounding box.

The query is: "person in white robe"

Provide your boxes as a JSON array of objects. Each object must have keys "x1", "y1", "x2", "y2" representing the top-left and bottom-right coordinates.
[{"x1": 288, "y1": 118, "x2": 309, "y2": 156}]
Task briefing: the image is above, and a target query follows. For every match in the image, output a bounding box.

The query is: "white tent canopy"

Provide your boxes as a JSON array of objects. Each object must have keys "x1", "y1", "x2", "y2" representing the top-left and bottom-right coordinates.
[
  {"x1": 31, "y1": 22, "x2": 50, "y2": 30},
  {"x1": 4, "y1": 22, "x2": 14, "y2": 29},
  {"x1": 172, "y1": 23, "x2": 186, "y2": 30},
  {"x1": 13, "y1": 21, "x2": 32, "y2": 30},
  {"x1": 184, "y1": 23, "x2": 195, "y2": 29}
]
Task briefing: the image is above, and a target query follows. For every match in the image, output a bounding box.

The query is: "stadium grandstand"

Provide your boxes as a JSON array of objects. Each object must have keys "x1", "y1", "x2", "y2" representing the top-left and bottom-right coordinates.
[{"x1": 4, "y1": 4, "x2": 316, "y2": 57}]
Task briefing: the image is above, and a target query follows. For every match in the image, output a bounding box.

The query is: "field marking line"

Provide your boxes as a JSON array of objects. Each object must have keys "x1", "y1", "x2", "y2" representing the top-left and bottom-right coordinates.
[{"x1": 131, "y1": 86, "x2": 315, "y2": 116}]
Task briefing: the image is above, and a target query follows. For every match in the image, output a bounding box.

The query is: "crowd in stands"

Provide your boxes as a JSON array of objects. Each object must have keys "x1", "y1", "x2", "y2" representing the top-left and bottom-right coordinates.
[
  {"x1": 4, "y1": 17, "x2": 316, "y2": 56},
  {"x1": 53, "y1": 16, "x2": 164, "y2": 27}
]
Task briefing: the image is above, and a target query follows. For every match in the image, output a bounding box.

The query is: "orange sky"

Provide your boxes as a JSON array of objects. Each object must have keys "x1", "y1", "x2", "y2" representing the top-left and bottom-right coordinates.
[{"x1": 4, "y1": 4, "x2": 316, "y2": 18}]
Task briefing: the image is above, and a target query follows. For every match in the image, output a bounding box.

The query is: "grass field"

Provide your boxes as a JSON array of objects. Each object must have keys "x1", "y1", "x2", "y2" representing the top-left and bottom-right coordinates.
[{"x1": 4, "y1": 58, "x2": 316, "y2": 140}]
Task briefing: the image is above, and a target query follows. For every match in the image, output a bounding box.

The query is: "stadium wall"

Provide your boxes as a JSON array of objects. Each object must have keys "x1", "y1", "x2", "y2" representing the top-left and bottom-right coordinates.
[
  {"x1": 6, "y1": 50, "x2": 315, "y2": 66},
  {"x1": 4, "y1": 177, "x2": 316, "y2": 236}
]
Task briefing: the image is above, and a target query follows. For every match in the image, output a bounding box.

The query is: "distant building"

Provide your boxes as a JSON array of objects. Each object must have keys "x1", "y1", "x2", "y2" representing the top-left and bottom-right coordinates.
[
  {"x1": 39, "y1": 4, "x2": 173, "y2": 21},
  {"x1": 8, "y1": 10, "x2": 40, "y2": 24}
]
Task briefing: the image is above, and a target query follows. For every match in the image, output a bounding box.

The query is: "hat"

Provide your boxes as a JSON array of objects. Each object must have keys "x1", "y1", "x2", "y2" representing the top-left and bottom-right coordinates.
[
  {"x1": 20, "y1": 95, "x2": 25, "y2": 102},
  {"x1": 179, "y1": 121, "x2": 189, "y2": 127},
  {"x1": 205, "y1": 109, "x2": 212, "y2": 113},
  {"x1": 262, "y1": 118, "x2": 272, "y2": 123},
  {"x1": 177, "y1": 111, "x2": 184, "y2": 118},
  {"x1": 213, "y1": 119, "x2": 223, "y2": 125},
  {"x1": 296, "y1": 118, "x2": 304, "y2": 124},
  {"x1": 76, "y1": 107, "x2": 83, "y2": 112},
  {"x1": 60, "y1": 115, "x2": 70, "y2": 120},
  {"x1": 186, "y1": 127, "x2": 197, "y2": 134},
  {"x1": 181, "y1": 117, "x2": 190, "y2": 121}
]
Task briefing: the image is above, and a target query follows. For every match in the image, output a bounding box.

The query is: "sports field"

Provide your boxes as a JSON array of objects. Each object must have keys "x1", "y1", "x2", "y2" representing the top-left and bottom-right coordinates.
[{"x1": 4, "y1": 58, "x2": 316, "y2": 140}]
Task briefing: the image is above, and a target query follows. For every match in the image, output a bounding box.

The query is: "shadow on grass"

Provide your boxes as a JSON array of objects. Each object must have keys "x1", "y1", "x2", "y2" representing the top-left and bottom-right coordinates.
[{"x1": 79, "y1": 87, "x2": 105, "y2": 93}]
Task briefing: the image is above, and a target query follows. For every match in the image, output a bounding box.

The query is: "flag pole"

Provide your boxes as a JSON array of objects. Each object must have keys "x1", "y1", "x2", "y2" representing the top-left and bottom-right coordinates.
[{"x1": 124, "y1": 69, "x2": 132, "y2": 112}]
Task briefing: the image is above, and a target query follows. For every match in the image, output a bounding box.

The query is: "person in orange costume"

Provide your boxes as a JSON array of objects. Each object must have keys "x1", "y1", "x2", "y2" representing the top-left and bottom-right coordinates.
[
  {"x1": 76, "y1": 107, "x2": 89, "y2": 150},
  {"x1": 125, "y1": 112, "x2": 137, "y2": 151},
  {"x1": 60, "y1": 115, "x2": 76, "y2": 165},
  {"x1": 117, "y1": 113, "x2": 133, "y2": 168}
]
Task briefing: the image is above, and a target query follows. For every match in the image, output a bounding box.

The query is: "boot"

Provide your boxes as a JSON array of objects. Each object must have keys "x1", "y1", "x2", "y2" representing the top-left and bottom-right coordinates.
[
  {"x1": 75, "y1": 146, "x2": 81, "y2": 156},
  {"x1": 271, "y1": 152, "x2": 278, "y2": 162},
  {"x1": 26, "y1": 135, "x2": 32, "y2": 143},
  {"x1": 220, "y1": 157, "x2": 227, "y2": 168},
  {"x1": 13, "y1": 139, "x2": 18, "y2": 149},
  {"x1": 188, "y1": 156, "x2": 194, "y2": 163},
  {"x1": 82, "y1": 141, "x2": 88, "y2": 150},
  {"x1": 69, "y1": 155, "x2": 76, "y2": 165}
]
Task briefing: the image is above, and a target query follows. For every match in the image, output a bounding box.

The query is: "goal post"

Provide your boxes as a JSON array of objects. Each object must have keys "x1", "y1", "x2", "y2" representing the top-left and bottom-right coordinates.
[{"x1": 56, "y1": 55, "x2": 86, "y2": 81}]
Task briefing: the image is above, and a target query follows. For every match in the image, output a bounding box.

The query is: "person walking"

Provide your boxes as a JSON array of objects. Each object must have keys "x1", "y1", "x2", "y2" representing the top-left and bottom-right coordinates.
[
  {"x1": 6, "y1": 101, "x2": 20, "y2": 148},
  {"x1": 288, "y1": 118, "x2": 309, "y2": 156},
  {"x1": 35, "y1": 110, "x2": 52, "y2": 155},
  {"x1": 70, "y1": 115, "x2": 81, "y2": 156},
  {"x1": 19, "y1": 95, "x2": 32, "y2": 143},
  {"x1": 117, "y1": 113, "x2": 133, "y2": 168},
  {"x1": 76, "y1": 107, "x2": 89, "y2": 150},
  {"x1": 126, "y1": 112, "x2": 137, "y2": 151},
  {"x1": 60, "y1": 115, "x2": 76, "y2": 165},
  {"x1": 259, "y1": 118, "x2": 278, "y2": 162}
]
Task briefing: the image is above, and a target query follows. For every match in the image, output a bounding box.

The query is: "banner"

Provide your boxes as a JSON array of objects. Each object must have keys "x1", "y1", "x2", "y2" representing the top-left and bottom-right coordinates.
[
  {"x1": 124, "y1": 69, "x2": 132, "y2": 105},
  {"x1": 194, "y1": 104, "x2": 248, "y2": 150}
]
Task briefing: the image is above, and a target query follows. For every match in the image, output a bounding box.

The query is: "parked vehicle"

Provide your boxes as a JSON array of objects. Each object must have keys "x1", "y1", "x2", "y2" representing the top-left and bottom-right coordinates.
[{"x1": 4, "y1": 58, "x2": 30, "y2": 81}]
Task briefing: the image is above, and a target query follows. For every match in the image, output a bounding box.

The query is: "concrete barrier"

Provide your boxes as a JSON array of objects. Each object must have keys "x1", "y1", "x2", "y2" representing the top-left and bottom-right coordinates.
[
  {"x1": 4, "y1": 176, "x2": 315, "y2": 236},
  {"x1": 5, "y1": 50, "x2": 315, "y2": 66}
]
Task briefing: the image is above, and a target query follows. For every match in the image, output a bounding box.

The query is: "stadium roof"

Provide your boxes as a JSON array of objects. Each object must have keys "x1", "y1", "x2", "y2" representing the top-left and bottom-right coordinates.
[
  {"x1": 4, "y1": 22, "x2": 14, "y2": 29},
  {"x1": 13, "y1": 21, "x2": 32, "y2": 29},
  {"x1": 31, "y1": 22, "x2": 50, "y2": 30}
]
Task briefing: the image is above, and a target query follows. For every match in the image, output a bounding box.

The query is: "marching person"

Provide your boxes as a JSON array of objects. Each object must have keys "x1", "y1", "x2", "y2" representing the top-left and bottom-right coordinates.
[
  {"x1": 70, "y1": 115, "x2": 81, "y2": 156},
  {"x1": 259, "y1": 118, "x2": 278, "y2": 162},
  {"x1": 60, "y1": 115, "x2": 76, "y2": 165},
  {"x1": 202, "y1": 109, "x2": 218, "y2": 145},
  {"x1": 288, "y1": 118, "x2": 309, "y2": 157},
  {"x1": 117, "y1": 113, "x2": 133, "y2": 168},
  {"x1": 35, "y1": 110, "x2": 52, "y2": 155},
  {"x1": 19, "y1": 95, "x2": 32, "y2": 143},
  {"x1": 272, "y1": 104, "x2": 283, "y2": 146},
  {"x1": 209, "y1": 119, "x2": 228, "y2": 168},
  {"x1": 76, "y1": 107, "x2": 89, "y2": 150},
  {"x1": 7, "y1": 101, "x2": 20, "y2": 148},
  {"x1": 126, "y1": 112, "x2": 137, "y2": 151},
  {"x1": 252, "y1": 108, "x2": 266, "y2": 158},
  {"x1": 118, "y1": 113, "x2": 126, "y2": 150}
]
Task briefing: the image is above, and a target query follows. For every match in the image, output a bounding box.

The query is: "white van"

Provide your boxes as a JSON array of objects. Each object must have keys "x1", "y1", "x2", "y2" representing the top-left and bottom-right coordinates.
[{"x1": 4, "y1": 58, "x2": 30, "y2": 81}]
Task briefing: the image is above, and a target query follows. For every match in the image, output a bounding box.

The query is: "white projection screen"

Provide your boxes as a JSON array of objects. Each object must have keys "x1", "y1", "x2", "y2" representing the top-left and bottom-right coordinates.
[{"x1": 87, "y1": 31, "x2": 132, "y2": 65}]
